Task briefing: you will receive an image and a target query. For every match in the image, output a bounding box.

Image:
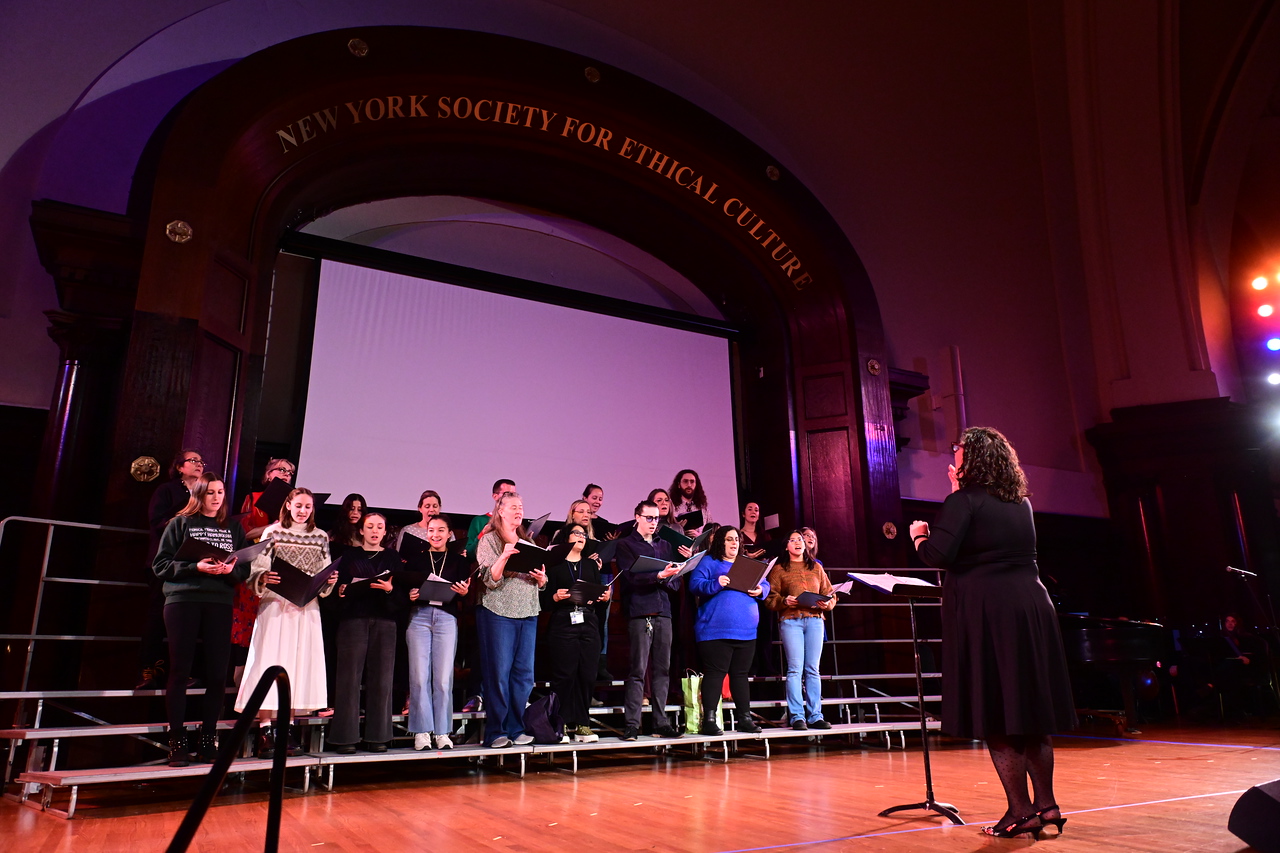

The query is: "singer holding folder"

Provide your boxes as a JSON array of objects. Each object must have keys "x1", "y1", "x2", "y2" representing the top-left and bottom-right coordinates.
[
  {"x1": 541, "y1": 523, "x2": 610, "y2": 743},
  {"x1": 152, "y1": 472, "x2": 250, "y2": 766},
  {"x1": 909, "y1": 427, "x2": 1076, "y2": 839},
  {"x1": 688, "y1": 526, "x2": 769, "y2": 735},
  {"x1": 236, "y1": 487, "x2": 336, "y2": 758},
  {"x1": 475, "y1": 491, "x2": 546, "y2": 748},
  {"x1": 765, "y1": 530, "x2": 836, "y2": 730},
  {"x1": 403, "y1": 515, "x2": 470, "y2": 750}
]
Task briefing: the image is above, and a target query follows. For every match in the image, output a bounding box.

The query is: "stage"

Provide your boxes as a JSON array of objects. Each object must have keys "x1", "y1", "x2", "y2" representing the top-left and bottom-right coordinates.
[{"x1": 2, "y1": 723, "x2": 1275, "y2": 851}]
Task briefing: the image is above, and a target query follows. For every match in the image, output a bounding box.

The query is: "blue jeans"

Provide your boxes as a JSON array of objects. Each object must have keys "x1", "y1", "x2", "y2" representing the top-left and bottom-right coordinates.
[
  {"x1": 475, "y1": 607, "x2": 537, "y2": 744},
  {"x1": 780, "y1": 616, "x2": 825, "y2": 722},
  {"x1": 406, "y1": 606, "x2": 458, "y2": 735}
]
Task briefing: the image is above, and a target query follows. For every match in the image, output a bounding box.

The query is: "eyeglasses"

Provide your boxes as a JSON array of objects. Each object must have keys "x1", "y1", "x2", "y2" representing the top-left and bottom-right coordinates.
[
  {"x1": 183, "y1": 458, "x2": 204, "y2": 465},
  {"x1": 950, "y1": 443, "x2": 963, "y2": 453},
  {"x1": 268, "y1": 467, "x2": 295, "y2": 475},
  {"x1": 639, "y1": 515, "x2": 661, "y2": 523}
]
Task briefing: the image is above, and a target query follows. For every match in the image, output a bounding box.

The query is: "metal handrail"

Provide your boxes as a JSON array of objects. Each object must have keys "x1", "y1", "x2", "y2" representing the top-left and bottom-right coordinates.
[
  {"x1": 0, "y1": 516, "x2": 149, "y2": 692},
  {"x1": 167, "y1": 665, "x2": 291, "y2": 853}
]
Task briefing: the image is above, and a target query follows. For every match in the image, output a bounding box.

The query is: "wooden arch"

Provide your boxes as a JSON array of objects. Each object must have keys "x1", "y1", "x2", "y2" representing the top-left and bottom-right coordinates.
[{"x1": 110, "y1": 27, "x2": 900, "y2": 565}]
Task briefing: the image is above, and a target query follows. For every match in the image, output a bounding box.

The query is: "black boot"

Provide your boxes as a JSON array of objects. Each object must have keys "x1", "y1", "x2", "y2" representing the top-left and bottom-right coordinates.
[
  {"x1": 287, "y1": 723, "x2": 303, "y2": 756},
  {"x1": 700, "y1": 718, "x2": 723, "y2": 736},
  {"x1": 167, "y1": 729, "x2": 191, "y2": 767},
  {"x1": 196, "y1": 727, "x2": 219, "y2": 763},
  {"x1": 255, "y1": 726, "x2": 276, "y2": 759}
]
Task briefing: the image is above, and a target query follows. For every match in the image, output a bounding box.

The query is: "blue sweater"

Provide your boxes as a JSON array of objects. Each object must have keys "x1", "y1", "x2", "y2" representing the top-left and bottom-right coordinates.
[{"x1": 688, "y1": 557, "x2": 771, "y2": 642}]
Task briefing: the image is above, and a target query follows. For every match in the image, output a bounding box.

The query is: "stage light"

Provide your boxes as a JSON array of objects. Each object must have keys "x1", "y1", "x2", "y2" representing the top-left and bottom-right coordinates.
[
  {"x1": 1269, "y1": 339, "x2": 1280, "y2": 351},
  {"x1": 1253, "y1": 276, "x2": 1269, "y2": 290},
  {"x1": 1268, "y1": 373, "x2": 1280, "y2": 385},
  {"x1": 1261, "y1": 305, "x2": 1275, "y2": 317}
]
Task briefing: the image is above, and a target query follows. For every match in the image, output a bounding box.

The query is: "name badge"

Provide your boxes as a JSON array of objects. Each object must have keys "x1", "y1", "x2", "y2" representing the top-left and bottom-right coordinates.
[{"x1": 570, "y1": 610, "x2": 585, "y2": 625}]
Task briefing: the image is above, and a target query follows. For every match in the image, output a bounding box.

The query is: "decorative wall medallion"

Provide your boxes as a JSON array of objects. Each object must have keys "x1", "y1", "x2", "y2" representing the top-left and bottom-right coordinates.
[
  {"x1": 131, "y1": 456, "x2": 161, "y2": 482},
  {"x1": 866, "y1": 358, "x2": 882, "y2": 375},
  {"x1": 165, "y1": 220, "x2": 193, "y2": 243},
  {"x1": 584, "y1": 66, "x2": 601, "y2": 83},
  {"x1": 882, "y1": 521, "x2": 898, "y2": 539},
  {"x1": 348, "y1": 38, "x2": 369, "y2": 57},
  {"x1": 766, "y1": 165, "x2": 781, "y2": 181}
]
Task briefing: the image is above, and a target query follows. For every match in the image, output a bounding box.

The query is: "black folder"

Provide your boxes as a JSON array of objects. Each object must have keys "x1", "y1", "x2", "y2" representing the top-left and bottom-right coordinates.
[
  {"x1": 628, "y1": 554, "x2": 677, "y2": 574},
  {"x1": 173, "y1": 536, "x2": 269, "y2": 565},
  {"x1": 584, "y1": 537, "x2": 618, "y2": 564},
  {"x1": 417, "y1": 578, "x2": 459, "y2": 604},
  {"x1": 795, "y1": 591, "x2": 832, "y2": 609},
  {"x1": 271, "y1": 556, "x2": 337, "y2": 607},
  {"x1": 525, "y1": 513, "x2": 552, "y2": 540},
  {"x1": 254, "y1": 478, "x2": 294, "y2": 520},
  {"x1": 676, "y1": 509, "x2": 704, "y2": 529},
  {"x1": 504, "y1": 540, "x2": 572, "y2": 574},
  {"x1": 567, "y1": 579, "x2": 609, "y2": 606},
  {"x1": 724, "y1": 554, "x2": 769, "y2": 593},
  {"x1": 657, "y1": 524, "x2": 694, "y2": 550}
]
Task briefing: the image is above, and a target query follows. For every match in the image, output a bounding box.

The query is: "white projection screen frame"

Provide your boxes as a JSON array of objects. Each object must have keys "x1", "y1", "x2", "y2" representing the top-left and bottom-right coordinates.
[{"x1": 296, "y1": 259, "x2": 741, "y2": 522}]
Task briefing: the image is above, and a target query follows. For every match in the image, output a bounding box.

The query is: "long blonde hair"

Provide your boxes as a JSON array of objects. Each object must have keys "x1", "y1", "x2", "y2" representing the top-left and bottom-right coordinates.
[
  {"x1": 488, "y1": 491, "x2": 529, "y2": 544},
  {"x1": 564, "y1": 500, "x2": 596, "y2": 540}
]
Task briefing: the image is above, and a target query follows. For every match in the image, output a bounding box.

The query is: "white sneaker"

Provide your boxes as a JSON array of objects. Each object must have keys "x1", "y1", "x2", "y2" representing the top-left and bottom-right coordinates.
[
  {"x1": 560, "y1": 734, "x2": 572, "y2": 744},
  {"x1": 413, "y1": 732, "x2": 432, "y2": 751},
  {"x1": 513, "y1": 733, "x2": 534, "y2": 745},
  {"x1": 433, "y1": 734, "x2": 454, "y2": 750},
  {"x1": 489, "y1": 736, "x2": 512, "y2": 748},
  {"x1": 574, "y1": 727, "x2": 599, "y2": 743}
]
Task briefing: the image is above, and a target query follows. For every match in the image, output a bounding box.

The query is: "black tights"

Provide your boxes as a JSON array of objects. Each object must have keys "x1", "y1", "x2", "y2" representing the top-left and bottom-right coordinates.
[
  {"x1": 164, "y1": 601, "x2": 232, "y2": 733},
  {"x1": 985, "y1": 734, "x2": 1059, "y2": 823}
]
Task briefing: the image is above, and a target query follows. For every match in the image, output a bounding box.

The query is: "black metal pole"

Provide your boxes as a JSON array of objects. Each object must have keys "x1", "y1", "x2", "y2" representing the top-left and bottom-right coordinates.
[
  {"x1": 877, "y1": 591, "x2": 963, "y2": 825},
  {"x1": 168, "y1": 665, "x2": 292, "y2": 853}
]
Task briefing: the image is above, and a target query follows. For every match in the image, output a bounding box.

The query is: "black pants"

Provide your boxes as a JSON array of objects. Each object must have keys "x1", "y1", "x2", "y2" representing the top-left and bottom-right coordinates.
[
  {"x1": 163, "y1": 601, "x2": 232, "y2": 732},
  {"x1": 625, "y1": 616, "x2": 673, "y2": 730},
  {"x1": 545, "y1": 614, "x2": 601, "y2": 727},
  {"x1": 697, "y1": 638, "x2": 755, "y2": 724},
  {"x1": 330, "y1": 617, "x2": 396, "y2": 745}
]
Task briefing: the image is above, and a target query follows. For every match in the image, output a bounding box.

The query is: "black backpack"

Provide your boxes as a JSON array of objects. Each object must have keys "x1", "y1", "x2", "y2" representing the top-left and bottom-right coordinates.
[{"x1": 523, "y1": 692, "x2": 564, "y2": 744}]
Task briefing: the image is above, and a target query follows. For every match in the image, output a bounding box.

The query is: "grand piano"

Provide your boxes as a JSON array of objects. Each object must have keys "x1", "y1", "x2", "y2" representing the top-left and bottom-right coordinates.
[{"x1": 1058, "y1": 614, "x2": 1171, "y2": 734}]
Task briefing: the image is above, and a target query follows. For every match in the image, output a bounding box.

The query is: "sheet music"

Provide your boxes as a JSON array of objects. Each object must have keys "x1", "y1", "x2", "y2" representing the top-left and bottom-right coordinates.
[{"x1": 847, "y1": 571, "x2": 938, "y2": 595}]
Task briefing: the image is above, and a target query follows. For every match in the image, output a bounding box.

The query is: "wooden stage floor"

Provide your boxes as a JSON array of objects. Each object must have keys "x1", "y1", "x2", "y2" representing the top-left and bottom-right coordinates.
[{"x1": 3, "y1": 722, "x2": 1277, "y2": 852}]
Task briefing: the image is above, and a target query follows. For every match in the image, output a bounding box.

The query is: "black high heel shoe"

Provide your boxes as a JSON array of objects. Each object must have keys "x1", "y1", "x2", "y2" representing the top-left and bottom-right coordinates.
[
  {"x1": 981, "y1": 813, "x2": 1043, "y2": 839},
  {"x1": 1036, "y1": 804, "x2": 1066, "y2": 834}
]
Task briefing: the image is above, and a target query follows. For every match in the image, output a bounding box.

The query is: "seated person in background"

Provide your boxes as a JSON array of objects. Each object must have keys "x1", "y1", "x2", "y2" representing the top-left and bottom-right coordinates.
[
  {"x1": 541, "y1": 522, "x2": 610, "y2": 743},
  {"x1": 615, "y1": 500, "x2": 688, "y2": 740},
  {"x1": 466, "y1": 478, "x2": 515, "y2": 559},
  {"x1": 688, "y1": 526, "x2": 769, "y2": 735}
]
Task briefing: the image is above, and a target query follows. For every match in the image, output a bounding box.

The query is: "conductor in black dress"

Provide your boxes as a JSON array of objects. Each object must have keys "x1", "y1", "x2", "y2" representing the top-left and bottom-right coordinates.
[{"x1": 909, "y1": 427, "x2": 1076, "y2": 839}]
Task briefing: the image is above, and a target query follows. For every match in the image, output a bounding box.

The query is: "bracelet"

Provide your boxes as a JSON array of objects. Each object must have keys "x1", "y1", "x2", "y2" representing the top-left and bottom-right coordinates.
[{"x1": 912, "y1": 534, "x2": 928, "y2": 543}]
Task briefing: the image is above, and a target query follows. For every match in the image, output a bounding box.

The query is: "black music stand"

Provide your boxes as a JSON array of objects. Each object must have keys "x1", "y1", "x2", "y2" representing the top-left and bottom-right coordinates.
[{"x1": 850, "y1": 574, "x2": 963, "y2": 826}]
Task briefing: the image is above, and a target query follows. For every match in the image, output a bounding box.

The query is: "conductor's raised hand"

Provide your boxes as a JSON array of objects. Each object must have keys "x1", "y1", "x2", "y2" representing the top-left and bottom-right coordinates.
[{"x1": 908, "y1": 520, "x2": 929, "y2": 541}]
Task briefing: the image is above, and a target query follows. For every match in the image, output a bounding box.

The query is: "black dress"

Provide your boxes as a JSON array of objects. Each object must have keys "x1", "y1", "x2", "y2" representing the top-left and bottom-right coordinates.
[{"x1": 917, "y1": 485, "x2": 1077, "y2": 739}]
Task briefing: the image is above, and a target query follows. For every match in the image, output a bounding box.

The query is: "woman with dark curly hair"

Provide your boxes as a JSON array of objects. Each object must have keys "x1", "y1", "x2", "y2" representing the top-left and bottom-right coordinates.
[{"x1": 909, "y1": 427, "x2": 1076, "y2": 839}]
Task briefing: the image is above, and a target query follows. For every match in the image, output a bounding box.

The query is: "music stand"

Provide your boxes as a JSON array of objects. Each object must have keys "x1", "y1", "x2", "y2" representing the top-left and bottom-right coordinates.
[{"x1": 848, "y1": 572, "x2": 963, "y2": 826}]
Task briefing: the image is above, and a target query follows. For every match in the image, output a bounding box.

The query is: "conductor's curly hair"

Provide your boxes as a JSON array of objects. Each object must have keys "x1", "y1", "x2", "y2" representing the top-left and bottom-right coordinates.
[{"x1": 956, "y1": 426, "x2": 1029, "y2": 503}]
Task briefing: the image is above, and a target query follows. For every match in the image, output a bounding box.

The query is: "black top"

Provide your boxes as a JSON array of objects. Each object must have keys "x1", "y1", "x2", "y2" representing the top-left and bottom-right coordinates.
[
  {"x1": 335, "y1": 547, "x2": 407, "y2": 621},
  {"x1": 917, "y1": 485, "x2": 1077, "y2": 738},
  {"x1": 614, "y1": 530, "x2": 679, "y2": 618},
  {"x1": 399, "y1": 537, "x2": 470, "y2": 617},
  {"x1": 147, "y1": 478, "x2": 192, "y2": 560},
  {"x1": 540, "y1": 556, "x2": 604, "y2": 628}
]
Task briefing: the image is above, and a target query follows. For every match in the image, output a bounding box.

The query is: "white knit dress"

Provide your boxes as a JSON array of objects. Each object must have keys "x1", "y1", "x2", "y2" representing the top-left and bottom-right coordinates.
[{"x1": 234, "y1": 523, "x2": 333, "y2": 712}]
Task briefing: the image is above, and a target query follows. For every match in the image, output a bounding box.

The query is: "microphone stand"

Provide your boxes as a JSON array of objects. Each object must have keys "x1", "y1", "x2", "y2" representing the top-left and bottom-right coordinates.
[{"x1": 877, "y1": 584, "x2": 963, "y2": 825}]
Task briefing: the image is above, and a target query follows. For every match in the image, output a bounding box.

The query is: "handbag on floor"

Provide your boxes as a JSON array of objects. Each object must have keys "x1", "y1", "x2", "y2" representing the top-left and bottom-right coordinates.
[
  {"x1": 523, "y1": 692, "x2": 564, "y2": 744},
  {"x1": 681, "y1": 670, "x2": 723, "y2": 734}
]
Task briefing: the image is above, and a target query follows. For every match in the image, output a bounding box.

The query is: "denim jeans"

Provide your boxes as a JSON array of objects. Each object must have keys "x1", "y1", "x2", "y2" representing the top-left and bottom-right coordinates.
[
  {"x1": 780, "y1": 616, "x2": 825, "y2": 722},
  {"x1": 475, "y1": 606, "x2": 537, "y2": 744},
  {"x1": 406, "y1": 606, "x2": 458, "y2": 735}
]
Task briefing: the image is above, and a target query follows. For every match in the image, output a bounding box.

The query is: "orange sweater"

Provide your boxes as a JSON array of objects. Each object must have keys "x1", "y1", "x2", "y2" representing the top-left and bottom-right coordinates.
[{"x1": 764, "y1": 559, "x2": 833, "y2": 620}]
